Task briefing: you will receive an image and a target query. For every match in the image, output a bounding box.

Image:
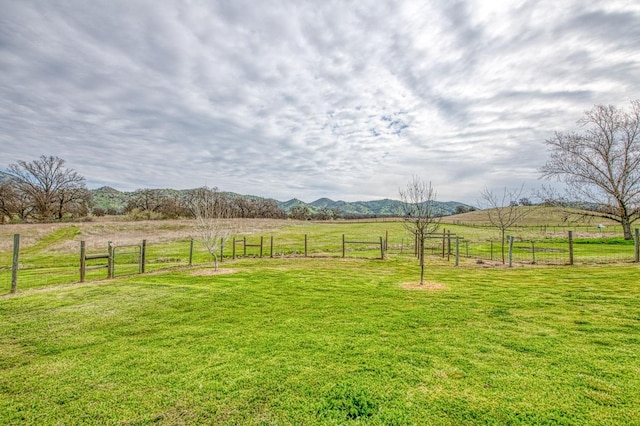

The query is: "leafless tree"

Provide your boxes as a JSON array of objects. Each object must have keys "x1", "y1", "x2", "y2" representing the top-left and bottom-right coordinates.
[
  {"x1": 480, "y1": 185, "x2": 532, "y2": 263},
  {"x1": 289, "y1": 205, "x2": 311, "y2": 221},
  {"x1": 157, "y1": 193, "x2": 189, "y2": 219},
  {"x1": 540, "y1": 100, "x2": 640, "y2": 240},
  {"x1": 125, "y1": 189, "x2": 167, "y2": 220},
  {"x1": 399, "y1": 176, "x2": 442, "y2": 285},
  {"x1": 255, "y1": 198, "x2": 286, "y2": 219},
  {"x1": 0, "y1": 181, "x2": 22, "y2": 222},
  {"x1": 186, "y1": 186, "x2": 232, "y2": 270},
  {"x1": 54, "y1": 186, "x2": 92, "y2": 219},
  {"x1": 6, "y1": 155, "x2": 88, "y2": 221}
]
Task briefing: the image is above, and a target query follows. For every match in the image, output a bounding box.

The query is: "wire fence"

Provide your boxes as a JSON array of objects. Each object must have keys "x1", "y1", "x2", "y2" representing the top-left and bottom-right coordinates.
[{"x1": 3, "y1": 227, "x2": 640, "y2": 293}]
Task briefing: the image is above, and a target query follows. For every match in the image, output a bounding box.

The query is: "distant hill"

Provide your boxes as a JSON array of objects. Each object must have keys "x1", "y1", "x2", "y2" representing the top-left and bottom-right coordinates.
[
  {"x1": 279, "y1": 198, "x2": 310, "y2": 211},
  {"x1": 90, "y1": 186, "x2": 133, "y2": 213},
  {"x1": 89, "y1": 187, "x2": 475, "y2": 217},
  {"x1": 303, "y1": 197, "x2": 474, "y2": 217},
  {"x1": 442, "y1": 205, "x2": 619, "y2": 227}
]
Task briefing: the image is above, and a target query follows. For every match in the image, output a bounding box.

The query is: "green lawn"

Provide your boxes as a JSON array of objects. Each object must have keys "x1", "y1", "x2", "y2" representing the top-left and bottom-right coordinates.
[{"x1": 1, "y1": 255, "x2": 639, "y2": 425}]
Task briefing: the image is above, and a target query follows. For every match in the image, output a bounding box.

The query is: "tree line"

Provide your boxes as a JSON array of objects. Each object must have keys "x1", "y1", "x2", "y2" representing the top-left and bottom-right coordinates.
[
  {"x1": 0, "y1": 156, "x2": 355, "y2": 222},
  {"x1": 0, "y1": 156, "x2": 291, "y2": 222},
  {"x1": 120, "y1": 187, "x2": 287, "y2": 221}
]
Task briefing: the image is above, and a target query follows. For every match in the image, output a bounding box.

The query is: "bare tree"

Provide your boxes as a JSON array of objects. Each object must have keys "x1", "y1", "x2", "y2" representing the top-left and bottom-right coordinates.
[
  {"x1": 157, "y1": 193, "x2": 188, "y2": 219},
  {"x1": 0, "y1": 181, "x2": 22, "y2": 222},
  {"x1": 186, "y1": 187, "x2": 232, "y2": 270},
  {"x1": 55, "y1": 186, "x2": 92, "y2": 219},
  {"x1": 289, "y1": 205, "x2": 311, "y2": 221},
  {"x1": 480, "y1": 185, "x2": 532, "y2": 263},
  {"x1": 125, "y1": 189, "x2": 167, "y2": 220},
  {"x1": 255, "y1": 198, "x2": 286, "y2": 219},
  {"x1": 399, "y1": 176, "x2": 442, "y2": 285},
  {"x1": 540, "y1": 100, "x2": 640, "y2": 239},
  {"x1": 6, "y1": 155, "x2": 88, "y2": 221}
]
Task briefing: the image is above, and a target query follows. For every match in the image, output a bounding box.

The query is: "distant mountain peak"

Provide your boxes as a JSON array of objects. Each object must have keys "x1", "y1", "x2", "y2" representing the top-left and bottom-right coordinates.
[{"x1": 310, "y1": 198, "x2": 336, "y2": 207}]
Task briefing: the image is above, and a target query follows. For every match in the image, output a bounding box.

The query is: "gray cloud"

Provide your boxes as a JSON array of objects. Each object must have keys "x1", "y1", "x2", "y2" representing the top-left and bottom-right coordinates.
[{"x1": 1, "y1": 0, "x2": 639, "y2": 204}]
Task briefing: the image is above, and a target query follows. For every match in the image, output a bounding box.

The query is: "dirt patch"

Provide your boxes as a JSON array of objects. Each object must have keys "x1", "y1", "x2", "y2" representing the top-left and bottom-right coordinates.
[
  {"x1": 191, "y1": 268, "x2": 237, "y2": 276},
  {"x1": 401, "y1": 281, "x2": 447, "y2": 291}
]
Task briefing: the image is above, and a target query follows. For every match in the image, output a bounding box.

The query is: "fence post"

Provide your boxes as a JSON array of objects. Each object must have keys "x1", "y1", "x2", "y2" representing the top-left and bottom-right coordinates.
[
  {"x1": 508, "y1": 236, "x2": 514, "y2": 267},
  {"x1": 455, "y1": 236, "x2": 459, "y2": 266},
  {"x1": 385, "y1": 230, "x2": 389, "y2": 254},
  {"x1": 107, "y1": 241, "x2": 114, "y2": 279},
  {"x1": 243, "y1": 237, "x2": 247, "y2": 256},
  {"x1": 568, "y1": 231, "x2": 574, "y2": 265},
  {"x1": 270, "y1": 236, "x2": 274, "y2": 258},
  {"x1": 11, "y1": 234, "x2": 20, "y2": 293},
  {"x1": 442, "y1": 229, "x2": 446, "y2": 258},
  {"x1": 189, "y1": 238, "x2": 194, "y2": 266},
  {"x1": 80, "y1": 240, "x2": 86, "y2": 283},
  {"x1": 447, "y1": 231, "x2": 451, "y2": 261},
  {"x1": 635, "y1": 228, "x2": 639, "y2": 263},
  {"x1": 141, "y1": 239, "x2": 147, "y2": 273},
  {"x1": 379, "y1": 236, "x2": 384, "y2": 259},
  {"x1": 342, "y1": 234, "x2": 346, "y2": 258},
  {"x1": 531, "y1": 241, "x2": 536, "y2": 265},
  {"x1": 304, "y1": 234, "x2": 308, "y2": 257},
  {"x1": 232, "y1": 237, "x2": 236, "y2": 260},
  {"x1": 490, "y1": 240, "x2": 493, "y2": 261},
  {"x1": 220, "y1": 238, "x2": 224, "y2": 262},
  {"x1": 260, "y1": 236, "x2": 264, "y2": 258}
]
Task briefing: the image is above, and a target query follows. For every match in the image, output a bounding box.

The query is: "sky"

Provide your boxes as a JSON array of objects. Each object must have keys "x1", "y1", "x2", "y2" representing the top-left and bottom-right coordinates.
[{"x1": 1, "y1": 0, "x2": 639, "y2": 205}]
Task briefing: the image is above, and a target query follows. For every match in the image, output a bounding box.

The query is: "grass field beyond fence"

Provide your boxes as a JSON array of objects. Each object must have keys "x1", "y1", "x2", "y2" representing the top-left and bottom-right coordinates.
[{"x1": 2, "y1": 218, "x2": 639, "y2": 292}]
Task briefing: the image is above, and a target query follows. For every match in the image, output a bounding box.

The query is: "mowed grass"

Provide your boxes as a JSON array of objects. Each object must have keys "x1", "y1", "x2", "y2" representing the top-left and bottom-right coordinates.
[{"x1": 1, "y1": 255, "x2": 639, "y2": 425}]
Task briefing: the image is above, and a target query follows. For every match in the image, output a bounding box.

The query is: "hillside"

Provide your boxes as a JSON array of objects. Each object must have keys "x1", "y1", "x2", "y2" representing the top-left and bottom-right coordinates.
[
  {"x1": 442, "y1": 205, "x2": 620, "y2": 227},
  {"x1": 89, "y1": 187, "x2": 474, "y2": 217}
]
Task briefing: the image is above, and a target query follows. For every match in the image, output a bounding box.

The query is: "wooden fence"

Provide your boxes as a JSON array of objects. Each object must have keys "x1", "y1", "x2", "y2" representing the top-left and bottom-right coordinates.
[{"x1": 5, "y1": 228, "x2": 640, "y2": 292}]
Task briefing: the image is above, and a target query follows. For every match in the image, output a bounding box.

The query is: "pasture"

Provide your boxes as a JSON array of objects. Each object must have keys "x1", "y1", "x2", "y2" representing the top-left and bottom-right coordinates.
[{"x1": 1, "y1": 216, "x2": 640, "y2": 424}]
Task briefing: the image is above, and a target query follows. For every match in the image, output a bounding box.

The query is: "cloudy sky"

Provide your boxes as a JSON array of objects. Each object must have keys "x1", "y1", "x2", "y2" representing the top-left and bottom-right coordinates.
[{"x1": 1, "y1": 0, "x2": 639, "y2": 204}]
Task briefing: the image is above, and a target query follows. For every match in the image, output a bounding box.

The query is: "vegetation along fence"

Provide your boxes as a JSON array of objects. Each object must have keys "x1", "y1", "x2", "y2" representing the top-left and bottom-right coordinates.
[{"x1": 3, "y1": 226, "x2": 639, "y2": 293}]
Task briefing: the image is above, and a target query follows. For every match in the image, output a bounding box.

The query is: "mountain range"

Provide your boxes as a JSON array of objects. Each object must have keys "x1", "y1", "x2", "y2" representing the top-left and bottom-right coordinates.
[
  {"x1": 0, "y1": 171, "x2": 475, "y2": 216},
  {"x1": 90, "y1": 186, "x2": 475, "y2": 217}
]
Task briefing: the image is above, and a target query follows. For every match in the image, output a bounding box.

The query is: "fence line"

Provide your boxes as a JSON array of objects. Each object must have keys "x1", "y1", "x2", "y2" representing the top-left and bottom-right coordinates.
[{"x1": 3, "y1": 228, "x2": 640, "y2": 292}]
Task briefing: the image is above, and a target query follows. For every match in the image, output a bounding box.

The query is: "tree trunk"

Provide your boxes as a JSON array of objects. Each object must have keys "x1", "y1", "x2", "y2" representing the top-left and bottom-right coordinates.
[
  {"x1": 622, "y1": 216, "x2": 633, "y2": 240},
  {"x1": 419, "y1": 236, "x2": 424, "y2": 285}
]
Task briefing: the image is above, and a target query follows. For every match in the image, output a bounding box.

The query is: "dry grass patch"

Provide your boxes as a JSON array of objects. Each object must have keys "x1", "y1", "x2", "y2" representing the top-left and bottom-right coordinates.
[
  {"x1": 401, "y1": 281, "x2": 447, "y2": 290},
  {"x1": 1, "y1": 218, "x2": 293, "y2": 253},
  {"x1": 190, "y1": 268, "x2": 237, "y2": 276}
]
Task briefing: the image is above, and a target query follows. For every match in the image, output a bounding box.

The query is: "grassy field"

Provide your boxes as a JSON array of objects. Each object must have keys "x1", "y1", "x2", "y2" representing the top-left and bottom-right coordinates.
[
  {"x1": 1, "y1": 216, "x2": 640, "y2": 424},
  {"x1": 1, "y1": 258, "x2": 639, "y2": 424},
  {"x1": 2, "y1": 213, "x2": 637, "y2": 294}
]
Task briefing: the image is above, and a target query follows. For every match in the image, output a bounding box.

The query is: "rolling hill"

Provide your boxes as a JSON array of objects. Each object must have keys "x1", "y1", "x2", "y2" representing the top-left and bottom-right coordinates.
[{"x1": 89, "y1": 187, "x2": 475, "y2": 217}]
